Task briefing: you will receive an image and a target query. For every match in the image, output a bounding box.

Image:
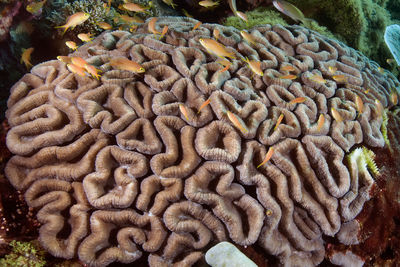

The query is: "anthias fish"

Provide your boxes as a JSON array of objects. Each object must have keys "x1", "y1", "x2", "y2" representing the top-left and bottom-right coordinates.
[
  {"x1": 55, "y1": 12, "x2": 90, "y2": 35},
  {"x1": 20, "y1": 47, "x2": 34, "y2": 69},
  {"x1": 110, "y1": 58, "x2": 145, "y2": 73},
  {"x1": 199, "y1": 38, "x2": 236, "y2": 59}
]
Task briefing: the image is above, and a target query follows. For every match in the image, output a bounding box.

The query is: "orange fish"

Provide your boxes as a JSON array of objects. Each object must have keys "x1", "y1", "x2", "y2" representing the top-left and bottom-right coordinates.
[
  {"x1": 331, "y1": 107, "x2": 343, "y2": 123},
  {"x1": 148, "y1": 17, "x2": 161, "y2": 35},
  {"x1": 257, "y1": 147, "x2": 274, "y2": 168},
  {"x1": 235, "y1": 11, "x2": 248, "y2": 22},
  {"x1": 179, "y1": 104, "x2": 190, "y2": 121},
  {"x1": 279, "y1": 74, "x2": 297, "y2": 80},
  {"x1": 117, "y1": 14, "x2": 143, "y2": 24},
  {"x1": 55, "y1": 12, "x2": 90, "y2": 35},
  {"x1": 332, "y1": 75, "x2": 347, "y2": 83},
  {"x1": 119, "y1": 3, "x2": 150, "y2": 13},
  {"x1": 213, "y1": 28, "x2": 220, "y2": 41},
  {"x1": 67, "y1": 63, "x2": 86, "y2": 77},
  {"x1": 289, "y1": 97, "x2": 306, "y2": 104},
  {"x1": 70, "y1": 57, "x2": 88, "y2": 68},
  {"x1": 274, "y1": 113, "x2": 284, "y2": 131},
  {"x1": 280, "y1": 65, "x2": 295, "y2": 72},
  {"x1": 77, "y1": 33, "x2": 93, "y2": 42},
  {"x1": 26, "y1": 0, "x2": 47, "y2": 15},
  {"x1": 57, "y1": 56, "x2": 71, "y2": 64},
  {"x1": 20, "y1": 47, "x2": 34, "y2": 69},
  {"x1": 309, "y1": 73, "x2": 326, "y2": 84},
  {"x1": 364, "y1": 89, "x2": 370, "y2": 94},
  {"x1": 316, "y1": 113, "x2": 324, "y2": 132},
  {"x1": 216, "y1": 57, "x2": 231, "y2": 72},
  {"x1": 65, "y1": 41, "x2": 78, "y2": 50},
  {"x1": 227, "y1": 111, "x2": 248, "y2": 133},
  {"x1": 192, "y1": 21, "x2": 202, "y2": 30},
  {"x1": 97, "y1": 21, "x2": 112, "y2": 30},
  {"x1": 110, "y1": 58, "x2": 145, "y2": 73},
  {"x1": 242, "y1": 57, "x2": 263, "y2": 76},
  {"x1": 378, "y1": 67, "x2": 384, "y2": 74},
  {"x1": 328, "y1": 66, "x2": 337, "y2": 75},
  {"x1": 199, "y1": 0, "x2": 220, "y2": 7},
  {"x1": 355, "y1": 95, "x2": 364, "y2": 115},
  {"x1": 199, "y1": 38, "x2": 236, "y2": 59},
  {"x1": 197, "y1": 98, "x2": 211, "y2": 113},
  {"x1": 240, "y1": 30, "x2": 257, "y2": 45},
  {"x1": 85, "y1": 64, "x2": 102, "y2": 80},
  {"x1": 390, "y1": 91, "x2": 398, "y2": 105}
]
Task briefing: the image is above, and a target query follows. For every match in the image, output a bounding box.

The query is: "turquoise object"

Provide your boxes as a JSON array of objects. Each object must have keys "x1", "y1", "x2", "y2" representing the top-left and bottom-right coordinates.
[{"x1": 384, "y1": 24, "x2": 400, "y2": 66}]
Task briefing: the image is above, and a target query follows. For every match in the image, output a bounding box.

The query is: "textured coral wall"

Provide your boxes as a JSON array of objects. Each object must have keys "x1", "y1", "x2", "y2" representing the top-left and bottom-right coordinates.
[{"x1": 4, "y1": 17, "x2": 400, "y2": 267}]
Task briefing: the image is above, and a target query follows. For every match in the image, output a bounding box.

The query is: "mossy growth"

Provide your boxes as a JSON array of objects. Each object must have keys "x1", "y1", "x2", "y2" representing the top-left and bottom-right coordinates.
[
  {"x1": 223, "y1": 7, "x2": 288, "y2": 30},
  {"x1": 362, "y1": 147, "x2": 380, "y2": 176},
  {"x1": 223, "y1": 6, "x2": 336, "y2": 41},
  {"x1": 0, "y1": 240, "x2": 46, "y2": 267}
]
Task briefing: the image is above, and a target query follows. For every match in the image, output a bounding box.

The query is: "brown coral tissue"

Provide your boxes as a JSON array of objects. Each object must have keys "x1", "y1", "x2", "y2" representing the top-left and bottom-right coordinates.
[{"x1": 4, "y1": 17, "x2": 400, "y2": 267}]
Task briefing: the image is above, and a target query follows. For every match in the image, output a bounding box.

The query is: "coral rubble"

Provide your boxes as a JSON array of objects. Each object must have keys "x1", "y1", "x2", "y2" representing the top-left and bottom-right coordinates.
[{"x1": 4, "y1": 17, "x2": 400, "y2": 266}]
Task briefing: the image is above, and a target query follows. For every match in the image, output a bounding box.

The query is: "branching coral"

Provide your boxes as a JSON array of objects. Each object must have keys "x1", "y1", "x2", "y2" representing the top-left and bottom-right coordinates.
[{"x1": 4, "y1": 17, "x2": 400, "y2": 267}]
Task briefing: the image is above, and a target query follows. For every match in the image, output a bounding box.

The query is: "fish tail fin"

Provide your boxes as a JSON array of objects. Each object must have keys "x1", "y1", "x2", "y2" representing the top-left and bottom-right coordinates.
[{"x1": 301, "y1": 18, "x2": 315, "y2": 29}]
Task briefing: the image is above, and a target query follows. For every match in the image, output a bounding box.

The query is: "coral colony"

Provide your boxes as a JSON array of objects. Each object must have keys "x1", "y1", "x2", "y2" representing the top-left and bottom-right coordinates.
[{"x1": 4, "y1": 15, "x2": 400, "y2": 266}]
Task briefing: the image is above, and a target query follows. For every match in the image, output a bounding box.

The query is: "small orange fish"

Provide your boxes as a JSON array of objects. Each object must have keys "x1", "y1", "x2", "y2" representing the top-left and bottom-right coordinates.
[
  {"x1": 289, "y1": 97, "x2": 306, "y2": 104},
  {"x1": 309, "y1": 73, "x2": 326, "y2": 84},
  {"x1": 375, "y1": 99, "x2": 383, "y2": 116},
  {"x1": 119, "y1": 3, "x2": 150, "y2": 13},
  {"x1": 316, "y1": 113, "x2": 324, "y2": 132},
  {"x1": 257, "y1": 147, "x2": 274, "y2": 168},
  {"x1": 364, "y1": 89, "x2": 370, "y2": 94},
  {"x1": 20, "y1": 47, "x2": 34, "y2": 69},
  {"x1": 70, "y1": 57, "x2": 88, "y2": 68},
  {"x1": 85, "y1": 64, "x2": 102, "y2": 80},
  {"x1": 332, "y1": 75, "x2": 347, "y2": 83},
  {"x1": 97, "y1": 21, "x2": 112, "y2": 30},
  {"x1": 199, "y1": 38, "x2": 236, "y2": 59},
  {"x1": 355, "y1": 95, "x2": 364, "y2": 115},
  {"x1": 235, "y1": 11, "x2": 248, "y2": 22},
  {"x1": 65, "y1": 41, "x2": 78, "y2": 50},
  {"x1": 192, "y1": 21, "x2": 202, "y2": 30},
  {"x1": 331, "y1": 107, "x2": 343, "y2": 123},
  {"x1": 280, "y1": 65, "x2": 295, "y2": 72},
  {"x1": 240, "y1": 30, "x2": 257, "y2": 45},
  {"x1": 179, "y1": 104, "x2": 190, "y2": 121},
  {"x1": 159, "y1": 25, "x2": 168, "y2": 40},
  {"x1": 390, "y1": 91, "x2": 398, "y2": 105},
  {"x1": 199, "y1": 0, "x2": 220, "y2": 7},
  {"x1": 378, "y1": 67, "x2": 384, "y2": 74},
  {"x1": 242, "y1": 57, "x2": 263, "y2": 76},
  {"x1": 77, "y1": 33, "x2": 93, "y2": 42},
  {"x1": 55, "y1": 12, "x2": 90, "y2": 35},
  {"x1": 227, "y1": 111, "x2": 248, "y2": 133},
  {"x1": 57, "y1": 56, "x2": 71, "y2": 64},
  {"x1": 216, "y1": 57, "x2": 231, "y2": 72},
  {"x1": 328, "y1": 66, "x2": 337, "y2": 75},
  {"x1": 148, "y1": 17, "x2": 161, "y2": 35},
  {"x1": 279, "y1": 74, "x2": 297, "y2": 80},
  {"x1": 213, "y1": 28, "x2": 220, "y2": 41},
  {"x1": 117, "y1": 14, "x2": 143, "y2": 24},
  {"x1": 274, "y1": 113, "x2": 284, "y2": 131},
  {"x1": 110, "y1": 58, "x2": 145, "y2": 73},
  {"x1": 197, "y1": 98, "x2": 211, "y2": 113},
  {"x1": 67, "y1": 63, "x2": 86, "y2": 77}
]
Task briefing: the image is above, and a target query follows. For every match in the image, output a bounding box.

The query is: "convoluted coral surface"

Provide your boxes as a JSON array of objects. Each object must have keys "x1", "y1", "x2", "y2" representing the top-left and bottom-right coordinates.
[{"x1": 4, "y1": 17, "x2": 400, "y2": 267}]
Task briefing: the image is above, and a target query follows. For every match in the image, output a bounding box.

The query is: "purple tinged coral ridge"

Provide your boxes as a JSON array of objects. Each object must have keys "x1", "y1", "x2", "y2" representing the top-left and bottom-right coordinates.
[{"x1": 4, "y1": 16, "x2": 400, "y2": 267}]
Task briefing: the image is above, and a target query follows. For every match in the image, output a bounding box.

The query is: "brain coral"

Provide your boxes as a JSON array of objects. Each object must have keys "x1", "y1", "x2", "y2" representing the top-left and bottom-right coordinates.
[{"x1": 4, "y1": 16, "x2": 400, "y2": 267}]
